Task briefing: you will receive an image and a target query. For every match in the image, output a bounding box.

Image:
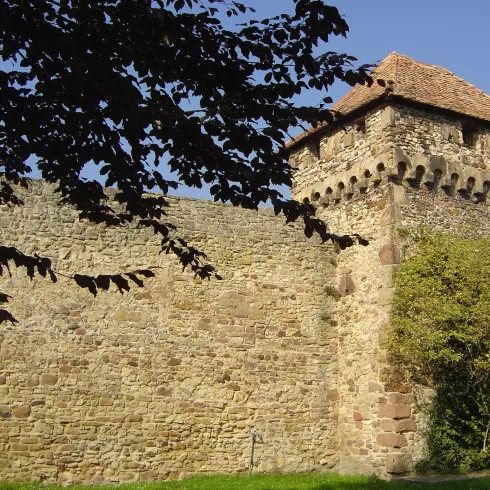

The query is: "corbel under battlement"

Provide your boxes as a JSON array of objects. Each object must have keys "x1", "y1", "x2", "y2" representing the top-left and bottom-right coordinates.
[{"x1": 298, "y1": 147, "x2": 490, "y2": 207}]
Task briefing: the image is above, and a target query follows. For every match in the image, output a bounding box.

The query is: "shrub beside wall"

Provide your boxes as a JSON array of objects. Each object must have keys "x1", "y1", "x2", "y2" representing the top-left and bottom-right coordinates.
[{"x1": 388, "y1": 230, "x2": 490, "y2": 472}]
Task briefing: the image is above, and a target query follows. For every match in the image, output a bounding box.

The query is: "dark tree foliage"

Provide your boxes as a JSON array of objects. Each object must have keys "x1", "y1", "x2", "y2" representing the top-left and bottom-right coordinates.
[{"x1": 0, "y1": 0, "x2": 370, "y2": 322}]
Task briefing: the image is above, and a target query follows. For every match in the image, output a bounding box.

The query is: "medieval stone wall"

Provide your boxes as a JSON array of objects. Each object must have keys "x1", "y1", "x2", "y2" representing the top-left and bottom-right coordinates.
[
  {"x1": 2, "y1": 101, "x2": 490, "y2": 484},
  {"x1": 0, "y1": 181, "x2": 339, "y2": 485},
  {"x1": 288, "y1": 102, "x2": 490, "y2": 477}
]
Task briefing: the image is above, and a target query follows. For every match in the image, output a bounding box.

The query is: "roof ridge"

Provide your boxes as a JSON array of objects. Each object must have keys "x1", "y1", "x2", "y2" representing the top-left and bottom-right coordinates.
[{"x1": 392, "y1": 52, "x2": 400, "y2": 92}]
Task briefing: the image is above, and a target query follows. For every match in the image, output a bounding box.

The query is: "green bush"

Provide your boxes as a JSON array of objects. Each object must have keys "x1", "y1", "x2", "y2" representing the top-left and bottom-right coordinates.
[{"x1": 388, "y1": 229, "x2": 490, "y2": 473}]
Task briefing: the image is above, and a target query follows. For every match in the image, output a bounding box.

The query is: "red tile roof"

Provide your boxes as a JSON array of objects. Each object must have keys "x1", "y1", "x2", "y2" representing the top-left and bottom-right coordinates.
[{"x1": 287, "y1": 52, "x2": 490, "y2": 147}]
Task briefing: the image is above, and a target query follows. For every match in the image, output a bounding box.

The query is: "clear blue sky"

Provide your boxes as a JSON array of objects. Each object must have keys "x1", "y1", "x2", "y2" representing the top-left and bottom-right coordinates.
[{"x1": 174, "y1": 0, "x2": 490, "y2": 200}]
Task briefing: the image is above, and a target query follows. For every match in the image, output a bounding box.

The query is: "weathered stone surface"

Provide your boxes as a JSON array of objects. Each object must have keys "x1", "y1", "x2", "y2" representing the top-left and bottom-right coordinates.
[
  {"x1": 368, "y1": 381, "x2": 383, "y2": 392},
  {"x1": 339, "y1": 273, "x2": 356, "y2": 296},
  {"x1": 343, "y1": 132, "x2": 354, "y2": 147},
  {"x1": 394, "y1": 419, "x2": 417, "y2": 433},
  {"x1": 378, "y1": 288, "x2": 394, "y2": 305},
  {"x1": 380, "y1": 419, "x2": 395, "y2": 432},
  {"x1": 12, "y1": 406, "x2": 30, "y2": 418},
  {"x1": 386, "y1": 453, "x2": 413, "y2": 474},
  {"x1": 379, "y1": 403, "x2": 411, "y2": 420},
  {"x1": 40, "y1": 373, "x2": 58, "y2": 385},
  {"x1": 125, "y1": 414, "x2": 143, "y2": 422},
  {"x1": 376, "y1": 433, "x2": 407, "y2": 448},
  {"x1": 30, "y1": 400, "x2": 46, "y2": 406},
  {"x1": 156, "y1": 386, "x2": 172, "y2": 396},
  {"x1": 353, "y1": 411, "x2": 363, "y2": 421},
  {"x1": 378, "y1": 244, "x2": 400, "y2": 265},
  {"x1": 3, "y1": 82, "x2": 490, "y2": 483},
  {"x1": 388, "y1": 392, "x2": 415, "y2": 404},
  {"x1": 0, "y1": 184, "x2": 343, "y2": 484},
  {"x1": 381, "y1": 106, "x2": 395, "y2": 128}
]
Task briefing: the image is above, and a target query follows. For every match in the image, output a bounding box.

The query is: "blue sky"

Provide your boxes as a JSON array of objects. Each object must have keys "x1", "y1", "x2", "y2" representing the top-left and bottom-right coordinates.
[{"x1": 175, "y1": 0, "x2": 490, "y2": 200}]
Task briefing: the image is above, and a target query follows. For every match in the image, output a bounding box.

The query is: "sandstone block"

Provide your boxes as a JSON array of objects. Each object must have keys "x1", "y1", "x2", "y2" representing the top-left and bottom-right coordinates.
[
  {"x1": 379, "y1": 403, "x2": 411, "y2": 420},
  {"x1": 387, "y1": 182, "x2": 409, "y2": 205},
  {"x1": 327, "y1": 389, "x2": 340, "y2": 402},
  {"x1": 40, "y1": 373, "x2": 58, "y2": 385},
  {"x1": 12, "y1": 406, "x2": 30, "y2": 418},
  {"x1": 395, "y1": 419, "x2": 417, "y2": 433},
  {"x1": 0, "y1": 374, "x2": 6, "y2": 384},
  {"x1": 376, "y1": 433, "x2": 407, "y2": 448},
  {"x1": 379, "y1": 244, "x2": 400, "y2": 265},
  {"x1": 99, "y1": 397, "x2": 113, "y2": 406},
  {"x1": 386, "y1": 453, "x2": 413, "y2": 473},
  {"x1": 114, "y1": 309, "x2": 128, "y2": 321},
  {"x1": 125, "y1": 414, "x2": 143, "y2": 422},
  {"x1": 156, "y1": 387, "x2": 172, "y2": 396},
  {"x1": 388, "y1": 392, "x2": 415, "y2": 404},
  {"x1": 339, "y1": 273, "x2": 356, "y2": 296},
  {"x1": 343, "y1": 132, "x2": 354, "y2": 147},
  {"x1": 378, "y1": 288, "x2": 394, "y2": 305},
  {"x1": 368, "y1": 381, "x2": 383, "y2": 392},
  {"x1": 380, "y1": 205, "x2": 402, "y2": 227},
  {"x1": 485, "y1": 133, "x2": 490, "y2": 152},
  {"x1": 135, "y1": 292, "x2": 152, "y2": 300},
  {"x1": 381, "y1": 106, "x2": 395, "y2": 128},
  {"x1": 390, "y1": 384, "x2": 412, "y2": 393},
  {"x1": 31, "y1": 400, "x2": 46, "y2": 406},
  {"x1": 11, "y1": 443, "x2": 28, "y2": 451},
  {"x1": 380, "y1": 419, "x2": 395, "y2": 432},
  {"x1": 353, "y1": 411, "x2": 363, "y2": 421}
]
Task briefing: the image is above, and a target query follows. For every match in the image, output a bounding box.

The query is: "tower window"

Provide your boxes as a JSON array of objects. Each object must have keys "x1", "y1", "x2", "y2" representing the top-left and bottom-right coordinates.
[
  {"x1": 356, "y1": 118, "x2": 366, "y2": 134},
  {"x1": 462, "y1": 123, "x2": 478, "y2": 147},
  {"x1": 311, "y1": 137, "x2": 322, "y2": 160}
]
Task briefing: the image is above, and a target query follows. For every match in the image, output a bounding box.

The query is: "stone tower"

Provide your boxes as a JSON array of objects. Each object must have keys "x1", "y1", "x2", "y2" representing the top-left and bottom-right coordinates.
[{"x1": 287, "y1": 52, "x2": 490, "y2": 476}]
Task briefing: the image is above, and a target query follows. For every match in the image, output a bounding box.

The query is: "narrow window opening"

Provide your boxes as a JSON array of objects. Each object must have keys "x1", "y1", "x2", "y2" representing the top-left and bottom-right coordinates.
[
  {"x1": 462, "y1": 123, "x2": 478, "y2": 147},
  {"x1": 356, "y1": 118, "x2": 366, "y2": 134},
  {"x1": 312, "y1": 137, "x2": 322, "y2": 160}
]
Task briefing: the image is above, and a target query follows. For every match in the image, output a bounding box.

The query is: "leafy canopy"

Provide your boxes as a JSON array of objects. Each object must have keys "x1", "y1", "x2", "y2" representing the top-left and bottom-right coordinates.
[
  {"x1": 389, "y1": 230, "x2": 490, "y2": 472},
  {"x1": 0, "y1": 0, "x2": 370, "y2": 318}
]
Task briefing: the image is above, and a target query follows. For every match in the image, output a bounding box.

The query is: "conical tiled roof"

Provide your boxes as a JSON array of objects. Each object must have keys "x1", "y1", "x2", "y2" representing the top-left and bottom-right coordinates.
[{"x1": 288, "y1": 52, "x2": 490, "y2": 147}]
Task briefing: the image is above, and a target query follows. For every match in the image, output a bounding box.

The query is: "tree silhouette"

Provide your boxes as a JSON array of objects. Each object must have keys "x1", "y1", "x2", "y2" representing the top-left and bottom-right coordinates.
[{"x1": 0, "y1": 0, "x2": 370, "y2": 322}]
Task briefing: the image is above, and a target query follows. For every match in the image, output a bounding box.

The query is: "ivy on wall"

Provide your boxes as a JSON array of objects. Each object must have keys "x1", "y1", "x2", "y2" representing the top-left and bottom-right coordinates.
[{"x1": 388, "y1": 229, "x2": 490, "y2": 472}]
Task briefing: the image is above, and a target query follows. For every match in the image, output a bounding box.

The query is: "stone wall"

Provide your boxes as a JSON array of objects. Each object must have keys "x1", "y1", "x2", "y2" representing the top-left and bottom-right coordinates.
[
  {"x1": 288, "y1": 102, "x2": 490, "y2": 476},
  {"x1": 0, "y1": 181, "x2": 339, "y2": 484},
  {"x1": 2, "y1": 101, "x2": 490, "y2": 484}
]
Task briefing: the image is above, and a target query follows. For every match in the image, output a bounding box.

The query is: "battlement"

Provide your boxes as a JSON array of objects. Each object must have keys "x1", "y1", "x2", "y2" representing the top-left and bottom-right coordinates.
[
  {"x1": 302, "y1": 148, "x2": 490, "y2": 207},
  {"x1": 290, "y1": 102, "x2": 490, "y2": 209}
]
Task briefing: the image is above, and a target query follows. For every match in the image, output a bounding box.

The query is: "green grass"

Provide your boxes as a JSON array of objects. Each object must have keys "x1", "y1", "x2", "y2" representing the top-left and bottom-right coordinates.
[{"x1": 2, "y1": 473, "x2": 490, "y2": 490}]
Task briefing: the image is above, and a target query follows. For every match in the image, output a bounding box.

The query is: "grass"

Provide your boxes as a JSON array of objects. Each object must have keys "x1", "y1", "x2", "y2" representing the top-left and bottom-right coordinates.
[{"x1": 1, "y1": 473, "x2": 490, "y2": 490}]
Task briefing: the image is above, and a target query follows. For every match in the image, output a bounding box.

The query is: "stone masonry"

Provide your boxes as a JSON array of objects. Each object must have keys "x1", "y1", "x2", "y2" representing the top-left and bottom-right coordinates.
[
  {"x1": 2, "y1": 53, "x2": 490, "y2": 482},
  {"x1": 0, "y1": 182, "x2": 340, "y2": 484},
  {"x1": 289, "y1": 89, "x2": 490, "y2": 475}
]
